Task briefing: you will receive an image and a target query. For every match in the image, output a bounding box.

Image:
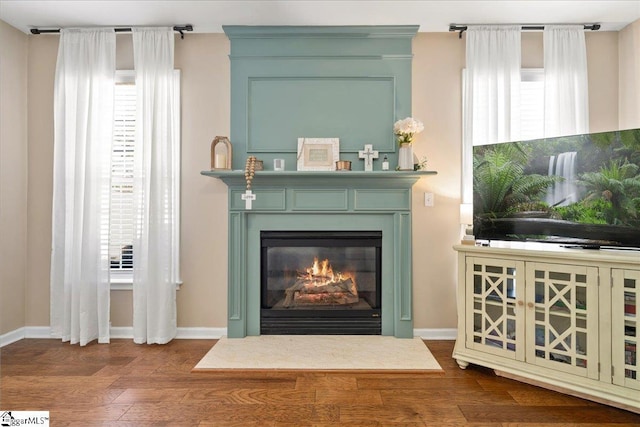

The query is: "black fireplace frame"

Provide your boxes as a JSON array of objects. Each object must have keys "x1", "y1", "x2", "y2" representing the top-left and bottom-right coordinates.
[{"x1": 260, "y1": 230, "x2": 382, "y2": 335}]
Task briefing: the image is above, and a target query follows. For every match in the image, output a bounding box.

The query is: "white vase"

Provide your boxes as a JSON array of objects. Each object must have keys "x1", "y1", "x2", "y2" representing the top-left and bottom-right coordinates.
[{"x1": 398, "y1": 143, "x2": 414, "y2": 170}]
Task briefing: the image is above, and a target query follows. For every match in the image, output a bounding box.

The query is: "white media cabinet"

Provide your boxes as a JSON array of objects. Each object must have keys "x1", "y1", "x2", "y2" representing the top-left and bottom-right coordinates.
[{"x1": 453, "y1": 242, "x2": 639, "y2": 413}]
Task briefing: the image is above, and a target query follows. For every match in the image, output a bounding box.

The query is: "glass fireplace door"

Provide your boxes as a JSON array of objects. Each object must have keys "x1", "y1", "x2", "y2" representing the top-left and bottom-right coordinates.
[{"x1": 261, "y1": 231, "x2": 382, "y2": 334}]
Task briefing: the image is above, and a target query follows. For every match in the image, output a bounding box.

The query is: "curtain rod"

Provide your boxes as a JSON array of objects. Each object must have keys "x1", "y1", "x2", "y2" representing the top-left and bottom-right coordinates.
[
  {"x1": 30, "y1": 25, "x2": 194, "y2": 39},
  {"x1": 449, "y1": 23, "x2": 601, "y2": 39}
]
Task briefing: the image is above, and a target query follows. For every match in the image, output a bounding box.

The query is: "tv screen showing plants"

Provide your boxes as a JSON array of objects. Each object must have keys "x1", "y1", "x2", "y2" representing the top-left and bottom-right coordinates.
[{"x1": 473, "y1": 128, "x2": 640, "y2": 247}]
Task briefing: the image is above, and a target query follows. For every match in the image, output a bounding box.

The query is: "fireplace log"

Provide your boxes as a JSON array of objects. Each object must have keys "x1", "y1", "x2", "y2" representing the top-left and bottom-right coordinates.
[
  {"x1": 282, "y1": 277, "x2": 358, "y2": 307},
  {"x1": 292, "y1": 292, "x2": 359, "y2": 306},
  {"x1": 297, "y1": 273, "x2": 333, "y2": 282}
]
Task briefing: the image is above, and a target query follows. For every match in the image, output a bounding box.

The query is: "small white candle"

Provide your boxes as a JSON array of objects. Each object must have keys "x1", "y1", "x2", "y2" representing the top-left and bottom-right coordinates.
[{"x1": 215, "y1": 153, "x2": 227, "y2": 169}]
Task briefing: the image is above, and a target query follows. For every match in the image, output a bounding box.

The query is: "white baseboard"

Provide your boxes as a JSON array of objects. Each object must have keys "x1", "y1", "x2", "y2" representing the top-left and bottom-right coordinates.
[
  {"x1": 1, "y1": 326, "x2": 228, "y2": 347},
  {"x1": 109, "y1": 326, "x2": 134, "y2": 339},
  {"x1": 0, "y1": 327, "x2": 26, "y2": 347},
  {"x1": 413, "y1": 328, "x2": 457, "y2": 340},
  {"x1": 98, "y1": 326, "x2": 227, "y2": 340},
  {"x1": 2, "y1": 326, "x2": 455, "y2": 347},
  {"x1": 25, "y1": 326, "x2": 55, "y2": 338},
  {"x1": 0, "y1": 326, "x2": 53, "y2": 347}
]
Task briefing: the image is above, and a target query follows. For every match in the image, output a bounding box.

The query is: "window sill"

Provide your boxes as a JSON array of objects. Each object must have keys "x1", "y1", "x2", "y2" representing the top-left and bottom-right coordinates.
[{"x1": 110, "y1": 278, "x2": 183, "y2": 291}]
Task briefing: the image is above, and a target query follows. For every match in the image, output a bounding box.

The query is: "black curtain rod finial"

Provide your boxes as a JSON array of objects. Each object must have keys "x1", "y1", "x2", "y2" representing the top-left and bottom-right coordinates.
[
  {"x1": 173, "y1": 24, "x2": 193, "y2": 39},
  {"x1": 448, "y1": 24, "x2": 466, "y2": 38},
  {"x1": 30, "y1": 28, "x2": 58, "y2": 35}
]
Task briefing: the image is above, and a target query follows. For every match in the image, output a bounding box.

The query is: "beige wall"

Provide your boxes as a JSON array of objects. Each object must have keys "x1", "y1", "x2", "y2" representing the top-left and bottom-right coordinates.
[
  {"x1": 25, "y1": 33, "x2": 57, "y2": 327},
  {"x1": 0, "y1": 21, "x2": 28, "y2": 334},
  {"x1": 411, "y1": 33, "x2": 464, "y2": 329},
  {"x1": 587, "y1": 31, "x2": 620, "y2": 133},
  {"x1": 619, "y1": 19, "x2": 640, "y2": 129},
  {"x1": 19, "y1": 30, "x2": 623, "y2": 333}
]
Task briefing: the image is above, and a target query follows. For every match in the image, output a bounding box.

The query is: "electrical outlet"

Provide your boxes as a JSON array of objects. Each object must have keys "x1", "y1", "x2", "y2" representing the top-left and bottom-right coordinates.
[{"x1": 424, "y1": 192, "x2": 434, "y2": 207}]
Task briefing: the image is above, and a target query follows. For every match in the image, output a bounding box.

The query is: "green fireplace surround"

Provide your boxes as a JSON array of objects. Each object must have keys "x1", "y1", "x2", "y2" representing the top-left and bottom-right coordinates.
[
  {"x1": 205, "y1": 25, "x2": 430, "y2": 338},
  {"x1": 201, "y1": 171, "x2": 436, "y2": 338}
]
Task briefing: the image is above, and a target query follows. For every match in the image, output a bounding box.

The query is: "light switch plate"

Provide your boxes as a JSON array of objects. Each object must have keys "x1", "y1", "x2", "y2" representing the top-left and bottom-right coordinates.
[{"x1": 424, "y1": 192, "x2": 434, "y2": 207}]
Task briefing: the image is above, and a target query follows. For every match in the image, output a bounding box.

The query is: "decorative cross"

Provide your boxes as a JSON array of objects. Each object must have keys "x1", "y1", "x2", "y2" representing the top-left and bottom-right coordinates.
[
  {"x1": 358, "y1": 144, "x2": 379, "y2": 172},
  {"x1": 241, "y1": 189, "x2": 256, "y2": 210}
]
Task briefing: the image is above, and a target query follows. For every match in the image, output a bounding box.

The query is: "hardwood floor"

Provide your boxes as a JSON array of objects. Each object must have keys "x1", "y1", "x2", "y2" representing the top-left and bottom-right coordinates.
[{"x1": 2, "y1": 339, "x2": 640, "y2": 426}]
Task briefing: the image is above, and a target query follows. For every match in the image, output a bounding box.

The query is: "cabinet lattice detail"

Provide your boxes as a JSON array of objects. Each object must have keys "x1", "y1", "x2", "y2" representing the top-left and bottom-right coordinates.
[
  {"x1": 527, "y1": 264, "x2": 596, "y2": 377},
  {"x1": 467, "y1": 258, "x2": 522, "y2": 359}
]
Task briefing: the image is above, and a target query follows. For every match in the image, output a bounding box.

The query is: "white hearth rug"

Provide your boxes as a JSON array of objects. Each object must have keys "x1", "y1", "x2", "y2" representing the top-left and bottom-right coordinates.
[{"x1": 192, "y1": 335, "x2": 443, "y2": 373}]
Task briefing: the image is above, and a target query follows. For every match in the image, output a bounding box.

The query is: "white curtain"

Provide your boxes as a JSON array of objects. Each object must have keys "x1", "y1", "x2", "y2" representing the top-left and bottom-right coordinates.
[
  {"x1": 462, "y1": 25, "x2": 521, "y2": 203},
  {"x1": 50, "y1": 28, "x2": 115, "y2": 346},
  {"x1": 544, "y1": 25, "x2": 589, "y2": 137},
  {"x1": 132, "y1": 28, "x2": 180, "y2": 344}
]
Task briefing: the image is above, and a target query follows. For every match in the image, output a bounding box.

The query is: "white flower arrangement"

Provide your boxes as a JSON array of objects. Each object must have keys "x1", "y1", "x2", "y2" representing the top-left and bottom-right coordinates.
[{"x1": 393, "y1": 117, "x2": 424, "y2": 145}]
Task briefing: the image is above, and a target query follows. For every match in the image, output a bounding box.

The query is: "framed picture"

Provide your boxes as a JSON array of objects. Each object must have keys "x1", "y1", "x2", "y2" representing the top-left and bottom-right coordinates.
[{"x1": 296, "y1": 138, "x2": 340, "y2": 171}]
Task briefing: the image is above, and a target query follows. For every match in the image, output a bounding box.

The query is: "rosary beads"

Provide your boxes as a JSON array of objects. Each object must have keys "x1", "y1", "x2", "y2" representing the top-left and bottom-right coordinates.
[{"x1": 245, "y1": 156, "x2": 257, "y2": 190}]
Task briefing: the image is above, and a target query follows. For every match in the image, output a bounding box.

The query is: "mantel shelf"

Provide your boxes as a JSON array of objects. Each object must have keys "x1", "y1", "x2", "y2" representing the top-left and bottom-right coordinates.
[{"x1": 201, "y1": 169, "x2": 437, "y2": 188}]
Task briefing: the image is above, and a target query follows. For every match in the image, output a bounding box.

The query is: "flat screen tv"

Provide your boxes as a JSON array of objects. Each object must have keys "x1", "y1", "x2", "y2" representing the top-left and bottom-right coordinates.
[{"x1": 472, "y1": 128, "x2": 640, "y2": 248}]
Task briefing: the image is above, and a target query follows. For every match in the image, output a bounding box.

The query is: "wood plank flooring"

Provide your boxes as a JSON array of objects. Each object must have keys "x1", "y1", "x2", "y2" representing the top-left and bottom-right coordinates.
[{"x1": 2, "y1": 339, "x2": 640, "y2": 426}]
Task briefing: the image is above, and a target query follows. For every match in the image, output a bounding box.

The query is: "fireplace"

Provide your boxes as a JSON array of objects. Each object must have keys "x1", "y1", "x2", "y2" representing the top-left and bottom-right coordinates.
[
  {"x1": 200, "y1": 26, "x2": 428, "y2": 338},
  {"x1": 261, "y1": 231, "x2": 382, "y2": 335},
  {"x1": 201, "y1": 171, "x2": 433, "y2": 338}
]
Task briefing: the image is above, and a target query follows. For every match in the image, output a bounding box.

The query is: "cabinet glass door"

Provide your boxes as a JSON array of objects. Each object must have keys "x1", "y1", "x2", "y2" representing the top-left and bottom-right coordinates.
[
  {"x1": 466, "y1": 257, "x2": 525, "y2": 360},
  {"x1": 612, "y1": 269, "x2": 639, "y2": 390},
  {"x1": 526, "y1": 263, "x2": 599, "y2": 379}
]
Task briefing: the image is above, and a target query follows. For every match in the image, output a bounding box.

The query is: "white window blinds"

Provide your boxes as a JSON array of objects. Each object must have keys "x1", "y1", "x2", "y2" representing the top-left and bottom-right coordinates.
[
  {"x1": 110, "y1": 71, "x2": 136, "y2": 272},
  {"x1": 520, "y1": 69, "x2": 545, "y2": 141}
]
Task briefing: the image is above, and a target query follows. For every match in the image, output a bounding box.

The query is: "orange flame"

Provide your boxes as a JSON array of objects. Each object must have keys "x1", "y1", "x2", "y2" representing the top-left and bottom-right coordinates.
[
  {"x1": 300, "y1": 257, "x2": 355, "y2": 290},
  {"x1": 306, "y1": 257, "x2": 334, "y2": 278}
]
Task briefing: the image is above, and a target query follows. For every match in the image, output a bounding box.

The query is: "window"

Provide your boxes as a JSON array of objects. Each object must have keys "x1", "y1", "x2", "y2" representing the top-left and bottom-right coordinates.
[
  {"x1": 520, "y1": 69, "x2": 544, "y2": 141},
  {"x1": 462, "y1": 68, "x2": 546, "y2": 144},
  {"x1": 108, "y1": 70, "x2": 181, "y2": 286},
  {"x1": 109, "y1": 71, "x2": 136, "y2": 280}
]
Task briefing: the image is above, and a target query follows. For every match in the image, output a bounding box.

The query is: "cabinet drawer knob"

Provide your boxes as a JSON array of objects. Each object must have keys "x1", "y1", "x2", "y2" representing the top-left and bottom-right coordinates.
[
  {"x1": 527, "y1": 302, "x2": 534, "y2": 308},
  {"x1": 517, "y1": 300, "x2": 524, "y2": 306}
]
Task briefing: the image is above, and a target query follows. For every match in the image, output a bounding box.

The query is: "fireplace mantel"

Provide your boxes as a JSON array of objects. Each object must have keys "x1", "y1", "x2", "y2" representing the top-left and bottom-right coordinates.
[
  {"x1": 202, "y1": 170, "x2": 435, "y2": 338},
  {"x1": 201, "y1": 170, "x2": 436, "y2": 186}
]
